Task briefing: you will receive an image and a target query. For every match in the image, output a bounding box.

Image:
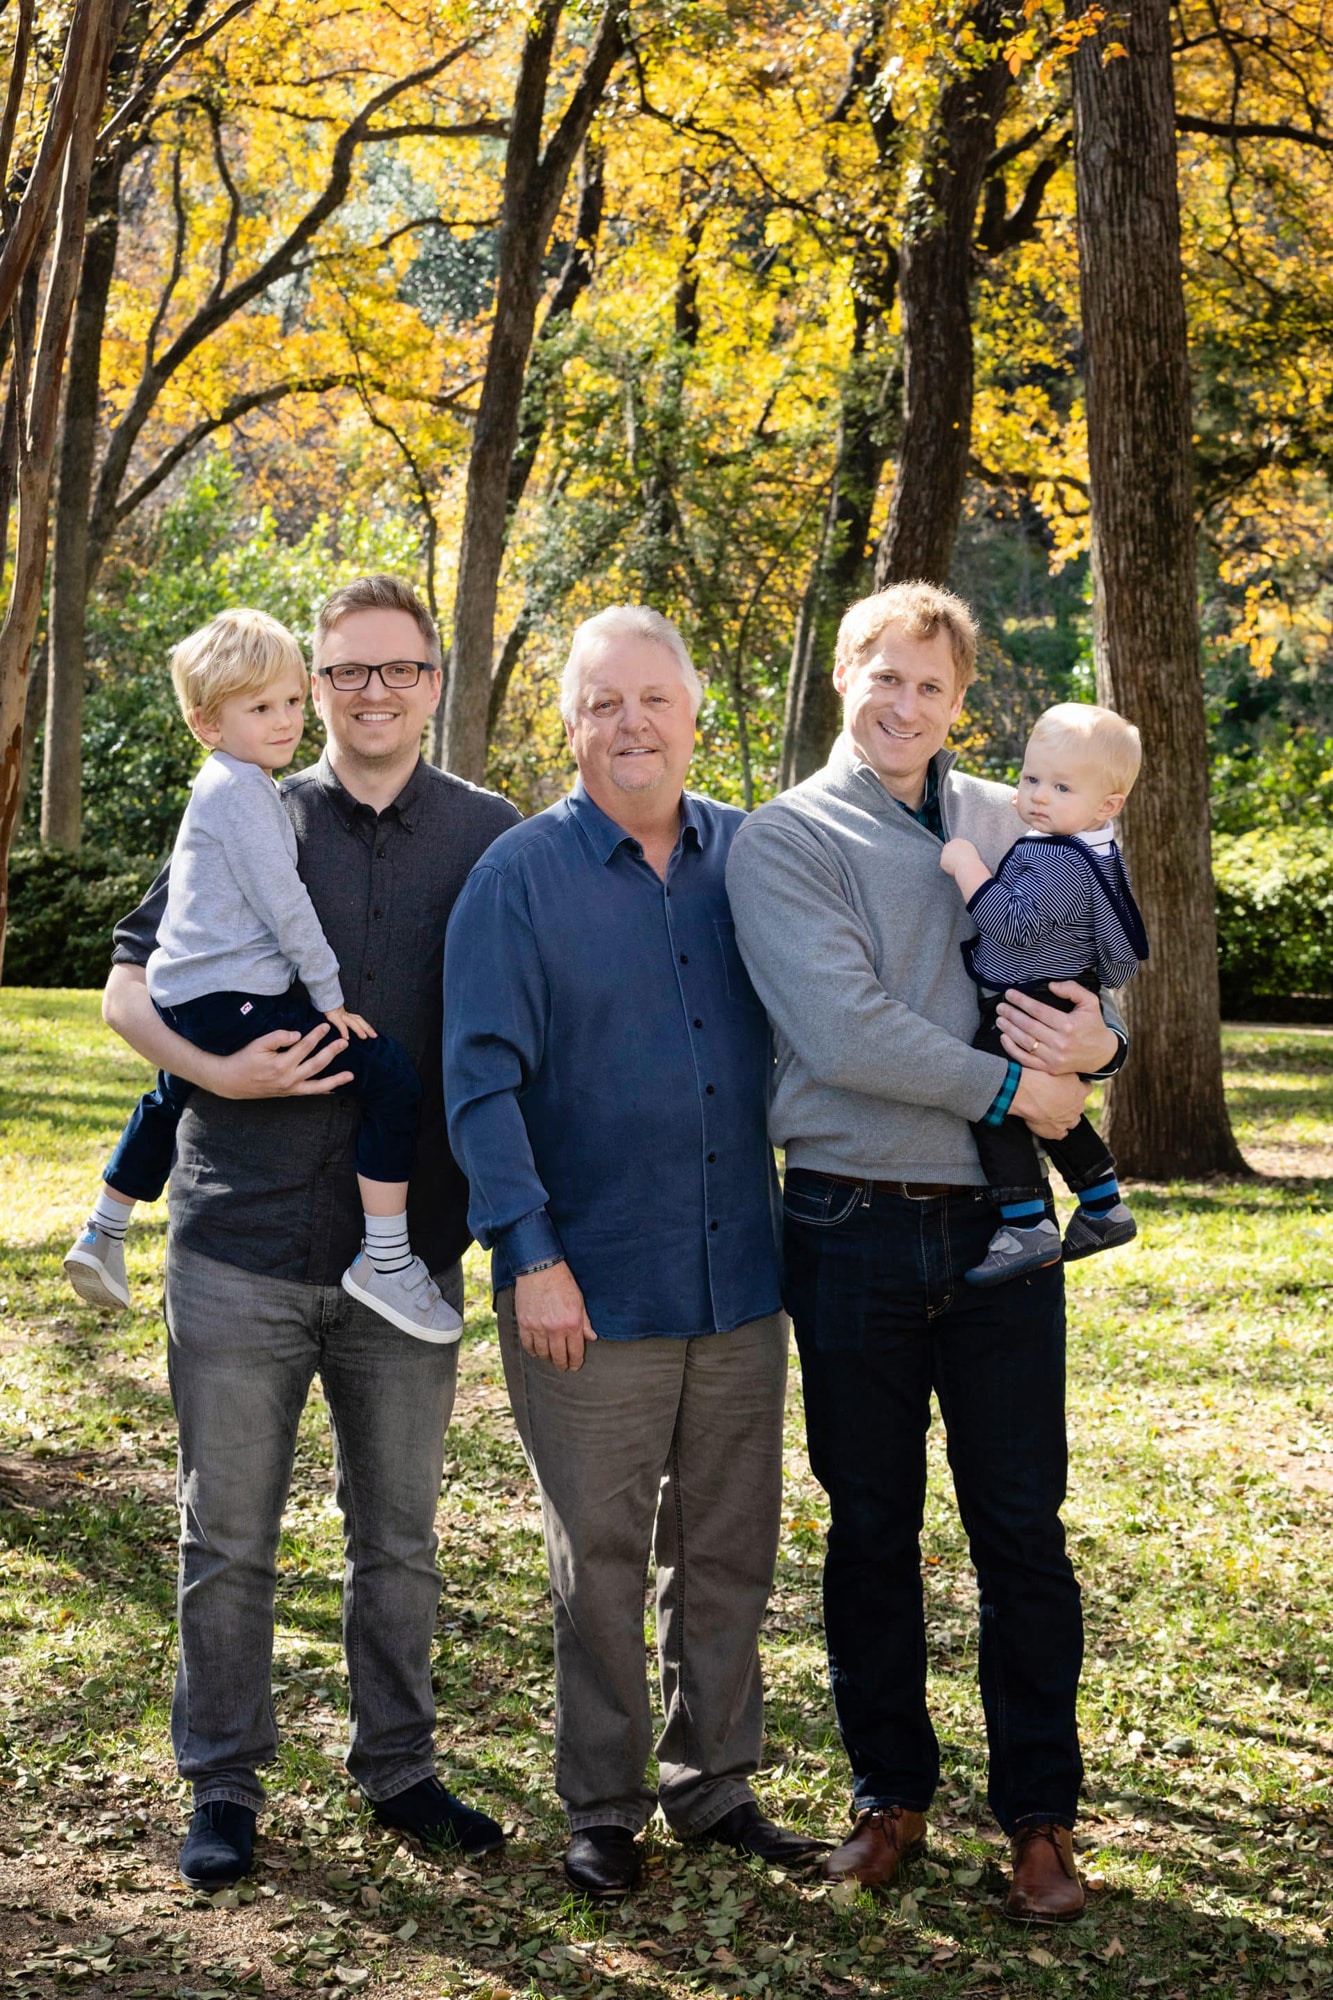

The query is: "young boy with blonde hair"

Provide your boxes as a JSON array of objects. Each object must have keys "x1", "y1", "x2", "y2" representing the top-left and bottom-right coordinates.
[
  {"x1": 64, "y1": 608, "x2": 461, "y2": 1343},
  {"x1": 940, "y1": 701, "x2": 1149, "y2": 1285}
]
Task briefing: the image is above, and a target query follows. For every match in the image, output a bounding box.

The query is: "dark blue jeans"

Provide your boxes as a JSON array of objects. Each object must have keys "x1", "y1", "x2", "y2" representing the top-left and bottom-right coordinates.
[
  {"x1": 104, "y1": 987, "x2": 422, "y2": 1202},
  {"x1": 783, "y1": 1170, "x2": 1083, "y2": 1834}
]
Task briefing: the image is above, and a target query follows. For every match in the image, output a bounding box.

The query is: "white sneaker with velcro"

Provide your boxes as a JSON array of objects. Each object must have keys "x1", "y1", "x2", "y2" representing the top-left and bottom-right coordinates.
[{"x1": 340, "y1": 1251, "x2": 463, "y2": 1343}]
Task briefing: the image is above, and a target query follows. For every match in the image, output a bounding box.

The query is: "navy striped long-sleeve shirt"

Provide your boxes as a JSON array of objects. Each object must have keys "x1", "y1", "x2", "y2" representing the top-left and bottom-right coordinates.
[{"x1": 963, "y1": 830, "x2": 1149, "y2": 991}]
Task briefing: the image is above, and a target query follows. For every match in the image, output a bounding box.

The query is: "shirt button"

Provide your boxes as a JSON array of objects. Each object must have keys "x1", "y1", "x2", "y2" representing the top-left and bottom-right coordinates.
[
  {"x1": 709, "y1": 1221, "x2": 719, "y2": 1232},
  {"x1": 376, "y1": 846, "x2": 387, "y2": 859},
  {"x1": 679, "y1": 953, "x2": 688, "y2": 964},
  {"x1": 366, "y1": 971, "x2": 376, "y2": 984},
  {"x1": 705, "y1": 1084, "x2": 715, "y2": 1096},
  {"x1": 693, "y1": 1017, "x2": 703, "y2": 1029},
  {"x1": 373, "y1": 907, "x2": 383, "y2": 919},
  {"x1": 707, "y1": 1152, "x2": 716, "y2": 1164}
]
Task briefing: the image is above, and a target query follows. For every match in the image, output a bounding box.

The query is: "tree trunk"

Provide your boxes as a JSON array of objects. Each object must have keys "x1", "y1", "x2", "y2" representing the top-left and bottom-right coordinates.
[
  {"x1": 1072, "y1": 0, "x2": 1247, "y2": 1176},
  {"x1": 780, "y1": 22, "x2": 901, "y2": 787},
  {"x1": 0, "y1": 0, "x2": 123, "y2": 977},
  {"x1": 430, "y1": 140, "x2": 605, "y2": 764},
  {"x1": 441, "y1": 4, "x2": 622, "y2": 783},
  {"x1": 40, "y1": 152, "x2": 121, "y2": 851},
  {"x1": 872, "y1": 1, "x2": 1011, "y2": 589},
  {"x1": 781, "y1": 298, "x2": 895, "y2": 787}
]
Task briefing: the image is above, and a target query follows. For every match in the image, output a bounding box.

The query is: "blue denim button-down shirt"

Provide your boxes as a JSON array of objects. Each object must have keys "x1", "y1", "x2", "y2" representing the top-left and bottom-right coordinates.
[{"x1": 443, "y1": 782, "x2": 782, "y2": 1340}]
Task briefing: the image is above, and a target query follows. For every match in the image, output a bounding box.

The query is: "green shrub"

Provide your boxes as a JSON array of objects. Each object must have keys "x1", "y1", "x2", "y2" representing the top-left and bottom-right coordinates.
[
  {"x1": 1213, "y1": 827, "x2": 1333, "y2": 1020},
  {"x1": 1211, "y1": 732, "x2": 1333, "y2": 836},
  {"x1": 4, "y1": 847, "x2": 161, "y2": 989}
]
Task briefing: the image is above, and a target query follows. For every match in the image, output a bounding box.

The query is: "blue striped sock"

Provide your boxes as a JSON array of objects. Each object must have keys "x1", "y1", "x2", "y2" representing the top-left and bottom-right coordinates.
[
  {"x1": 1000, "y1": 1197, "x2": 1047, "y2": 1224},
  {"x1": 1078, "y1": 1176, "x2": 1120, "y2": 1216}
]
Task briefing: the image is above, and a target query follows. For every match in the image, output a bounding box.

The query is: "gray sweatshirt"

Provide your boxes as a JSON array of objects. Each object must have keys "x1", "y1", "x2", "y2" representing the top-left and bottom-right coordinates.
[
  {"x1": 147, "y1": 751, "x2": 343, "y2": 1012},
  {"x1": 726, "y1": 737, "x2": 1038, "y2": 1185}
]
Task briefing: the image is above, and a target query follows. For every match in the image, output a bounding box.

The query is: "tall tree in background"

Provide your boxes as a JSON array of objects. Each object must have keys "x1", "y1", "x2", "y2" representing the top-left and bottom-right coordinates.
[
  {"x1": 871, "y1": 0, "x2": 1013, "y2": 592},
  {"x1": 36, "y1": 12, "x2": 498, "y2": 850},
  {"x1": 780, "y1": 28, "x2": 899, "y2": 788},
  {"x1": 441, "y1": 1, "x2": 623, "y2": 783},
  {"x1": 0, "y1": 0, "x2": 126, "y2": 975},
  {"x1": 782, "y1": 6, "x2": 1071, "y2": 783},
  {"x1": 40, "y1": 1, "x2": 238, "y2": 851},
  {"x1": 1072, "y1": 0, "x2": 1246, "y2": 1175}
]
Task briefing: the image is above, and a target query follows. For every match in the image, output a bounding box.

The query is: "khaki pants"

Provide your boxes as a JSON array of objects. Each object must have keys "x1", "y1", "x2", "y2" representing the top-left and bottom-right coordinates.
[{"x1": 497, "y1": 1293, "x2": 788, "y2": 1834}]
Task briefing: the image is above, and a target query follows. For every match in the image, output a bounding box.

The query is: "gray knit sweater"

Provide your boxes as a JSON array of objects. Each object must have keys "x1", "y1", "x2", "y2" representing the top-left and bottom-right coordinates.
[
  {"x1": 726, "y1": 737, "x2": 1032, "y2": 1185},
  {"x1": 146, "y1": 751, "x2": 343, "y2": 1012}
]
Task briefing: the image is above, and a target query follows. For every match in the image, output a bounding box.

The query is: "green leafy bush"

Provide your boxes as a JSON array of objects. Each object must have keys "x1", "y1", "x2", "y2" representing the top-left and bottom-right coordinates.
[
  {"x1": 1211, "y1": 732, "x2": 1333, "y2": 836},
  {"x1": 1213, "y1": 827, "x2": 1333, "y2": 1020},
  {"x1": 4, "y1": 847, "x2": 161, "y2": 989}
]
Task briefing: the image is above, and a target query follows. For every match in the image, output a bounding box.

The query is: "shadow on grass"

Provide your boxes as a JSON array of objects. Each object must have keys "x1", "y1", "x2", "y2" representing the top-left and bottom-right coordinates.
[{"x1": 1129, "y1": 1178, "x2": 1333, "y2": 1208}]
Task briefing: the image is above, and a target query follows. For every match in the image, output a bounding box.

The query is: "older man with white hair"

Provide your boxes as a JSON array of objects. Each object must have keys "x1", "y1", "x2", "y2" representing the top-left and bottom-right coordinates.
[{"x1": 443, "y1": 606, "x2": 820, "y2": 1897}]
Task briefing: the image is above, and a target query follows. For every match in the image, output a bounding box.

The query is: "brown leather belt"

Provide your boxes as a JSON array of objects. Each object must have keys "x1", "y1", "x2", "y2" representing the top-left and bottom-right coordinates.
[{"x1": 818, "y1": 1174, "x2": 963, "y2": 1201}]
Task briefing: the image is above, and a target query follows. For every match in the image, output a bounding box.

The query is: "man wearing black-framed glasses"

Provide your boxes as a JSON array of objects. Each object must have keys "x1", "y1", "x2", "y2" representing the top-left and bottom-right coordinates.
[
  {"x1": 315, "y1": 658, "x2": 433, "y2": 693},
  {"x1": 101, "y1": 576, "x2": 519, "y2": 1888}
]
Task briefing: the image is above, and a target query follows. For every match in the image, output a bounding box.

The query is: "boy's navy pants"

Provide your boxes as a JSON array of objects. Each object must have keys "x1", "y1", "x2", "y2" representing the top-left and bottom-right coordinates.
[
  {"x1": 104, "y1": 986, "x2": 421, "y2": 1201},
  {"x1": 968, "y1": 973, "x2": 1117, "y2": 1201}
]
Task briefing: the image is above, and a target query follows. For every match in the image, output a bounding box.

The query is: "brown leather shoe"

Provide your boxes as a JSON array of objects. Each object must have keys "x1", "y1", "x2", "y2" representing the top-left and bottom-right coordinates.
[
  {"x1": 1004, "y1": 1822, "x2": 1085, "y2": 1923},
  {"x1": 822, "y1": 1806, "x2": 927, "y2": 1891}
]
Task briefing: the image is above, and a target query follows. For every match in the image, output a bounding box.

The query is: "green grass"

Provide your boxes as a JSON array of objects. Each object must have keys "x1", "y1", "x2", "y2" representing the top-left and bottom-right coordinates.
[{"x1": 1, "y1": 990, "x2": 1331, "y2": 2000}]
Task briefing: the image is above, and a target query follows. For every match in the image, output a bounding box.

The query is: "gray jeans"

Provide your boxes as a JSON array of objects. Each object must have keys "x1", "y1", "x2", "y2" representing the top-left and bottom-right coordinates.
[
  {"x1": 497, "y1": 1293, "x2": 788, "y2": 1835},
  {"x1": 164, "y1": 1239, "x2": 461, "y2": 1811}
]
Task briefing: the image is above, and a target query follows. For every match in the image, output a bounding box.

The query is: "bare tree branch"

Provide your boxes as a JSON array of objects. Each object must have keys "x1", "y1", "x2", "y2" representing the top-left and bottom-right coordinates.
[
  {"x1": 201, "y1": 99, "x2": 242, "y2": 304},
  {"x1": 97, "y1": 0, "x2": 257, "y2": 153},
  {"x1": 0, "y1": 0, "x2": 34, "y2": 205},
  {"x1": 88, "y1": 33, "x2": 492, "y2": 569},
  {"x1": 0, "y1": 0, "x2": 105, "y2": 329},
  {"x1": 113, "y1": 371, "x2": 476, "y2": 523},
  {"x1": 144, "y1": 142, "x2": 186, "y2": 368},
  {"x1": 1176, "y1": 112, "x2": 1333, "y2": 155},
  {"x1": 976, "y1": 136, "x2": 1070, "y2": 254}
]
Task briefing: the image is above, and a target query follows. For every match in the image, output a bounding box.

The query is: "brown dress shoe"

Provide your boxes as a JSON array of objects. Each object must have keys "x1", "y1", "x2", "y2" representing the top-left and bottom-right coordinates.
[
  {"x1": 822, "y1": 1806, "x2": 927, "y2": 1891},
  {"x1": 1004, "y1": 1822, "x2": 1086, "y2": 1923}
]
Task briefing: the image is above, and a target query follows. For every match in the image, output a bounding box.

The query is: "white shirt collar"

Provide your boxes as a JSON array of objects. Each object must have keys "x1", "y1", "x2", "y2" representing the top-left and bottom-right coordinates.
[{"x1": 1021, "y1": 823, "x2": 1116, "y2": 853}]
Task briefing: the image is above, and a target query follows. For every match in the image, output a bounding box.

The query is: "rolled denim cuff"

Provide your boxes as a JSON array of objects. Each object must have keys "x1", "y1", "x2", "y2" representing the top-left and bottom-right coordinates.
[
  {"x1": 497, "y1": 1206, "x2": 565, "y2": 1277},
  {"x1": 980, "y1": 1059, "x2": 1023, "y2": 1127}
]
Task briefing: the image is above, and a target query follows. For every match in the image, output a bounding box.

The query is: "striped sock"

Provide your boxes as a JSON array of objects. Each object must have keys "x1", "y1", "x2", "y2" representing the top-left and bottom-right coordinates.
[
  {"x1": 999, "y1": 1196, "x2": 1048, "y2": 1226},
  {"x1": 363, "y1": 1210, "x2": 413, "y2": 1275},
  {"x1": 1078, "y1": 1175, "x2": 1120, "y2": 1216},
  {"x1": 91, "y1": 1189, "x2": 133, "y2": 1240}
]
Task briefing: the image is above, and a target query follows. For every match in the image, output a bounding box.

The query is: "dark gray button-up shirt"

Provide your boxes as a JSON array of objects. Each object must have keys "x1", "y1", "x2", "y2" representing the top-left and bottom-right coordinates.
[{"x1": 112, "y1": 753, "x2": 519, "y2": 1285}]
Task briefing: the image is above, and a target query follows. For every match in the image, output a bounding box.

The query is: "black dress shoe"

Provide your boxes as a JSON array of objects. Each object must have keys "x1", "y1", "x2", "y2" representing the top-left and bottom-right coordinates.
[
  {"x1": 564, "y1": 1825, "x2": 641, "y2": 1898},
  {"x1": 707, "y1": 1800, "x2": 827, "y2": 1867},
  {"x1": 179, "y1": 1801, "x2": 256, "y2": 1889},
  {"x1": 371, "y1": 1775, "x2": 504, "y2": 1856}
]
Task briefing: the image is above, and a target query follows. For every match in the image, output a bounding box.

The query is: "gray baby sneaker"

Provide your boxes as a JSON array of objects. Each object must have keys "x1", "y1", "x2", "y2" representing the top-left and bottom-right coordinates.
[
  {"x1": 341, "y1": 1252, "x2": 463, "y2": 1343},
  {"x1": 63, "y1": 1224, "x2": 131, "y2": 1310},
  {"x1": 1063, "y1": 1202, "x2": 1137, "y2": 1261},
  {"x1": 965, "y1": 1217, "x2": 1063, "y2": 1288}
]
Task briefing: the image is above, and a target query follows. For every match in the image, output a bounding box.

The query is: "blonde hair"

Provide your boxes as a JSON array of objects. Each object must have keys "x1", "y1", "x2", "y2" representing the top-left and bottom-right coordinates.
[
  {"x1": 1028, "y1": 702, "x2": 1143, "y2": 796},
  {"x1": 559, "y1": 605, "x2": 702, "y2": 725},
  {"x1": 313, "y1": 573, "x2": 441, "y2": 668},
  {"x1": 835, "y1": 581, "x2": 979, "y2": 693},
  {"x1": 171, "y1": 609, "x2": 306, "y2": 738}
]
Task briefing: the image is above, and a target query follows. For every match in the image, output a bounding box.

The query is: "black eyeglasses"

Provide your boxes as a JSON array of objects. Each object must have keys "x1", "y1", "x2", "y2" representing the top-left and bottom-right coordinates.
[{"x1": 314, "y1": 660, "x2": 437, "y2": 692}]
